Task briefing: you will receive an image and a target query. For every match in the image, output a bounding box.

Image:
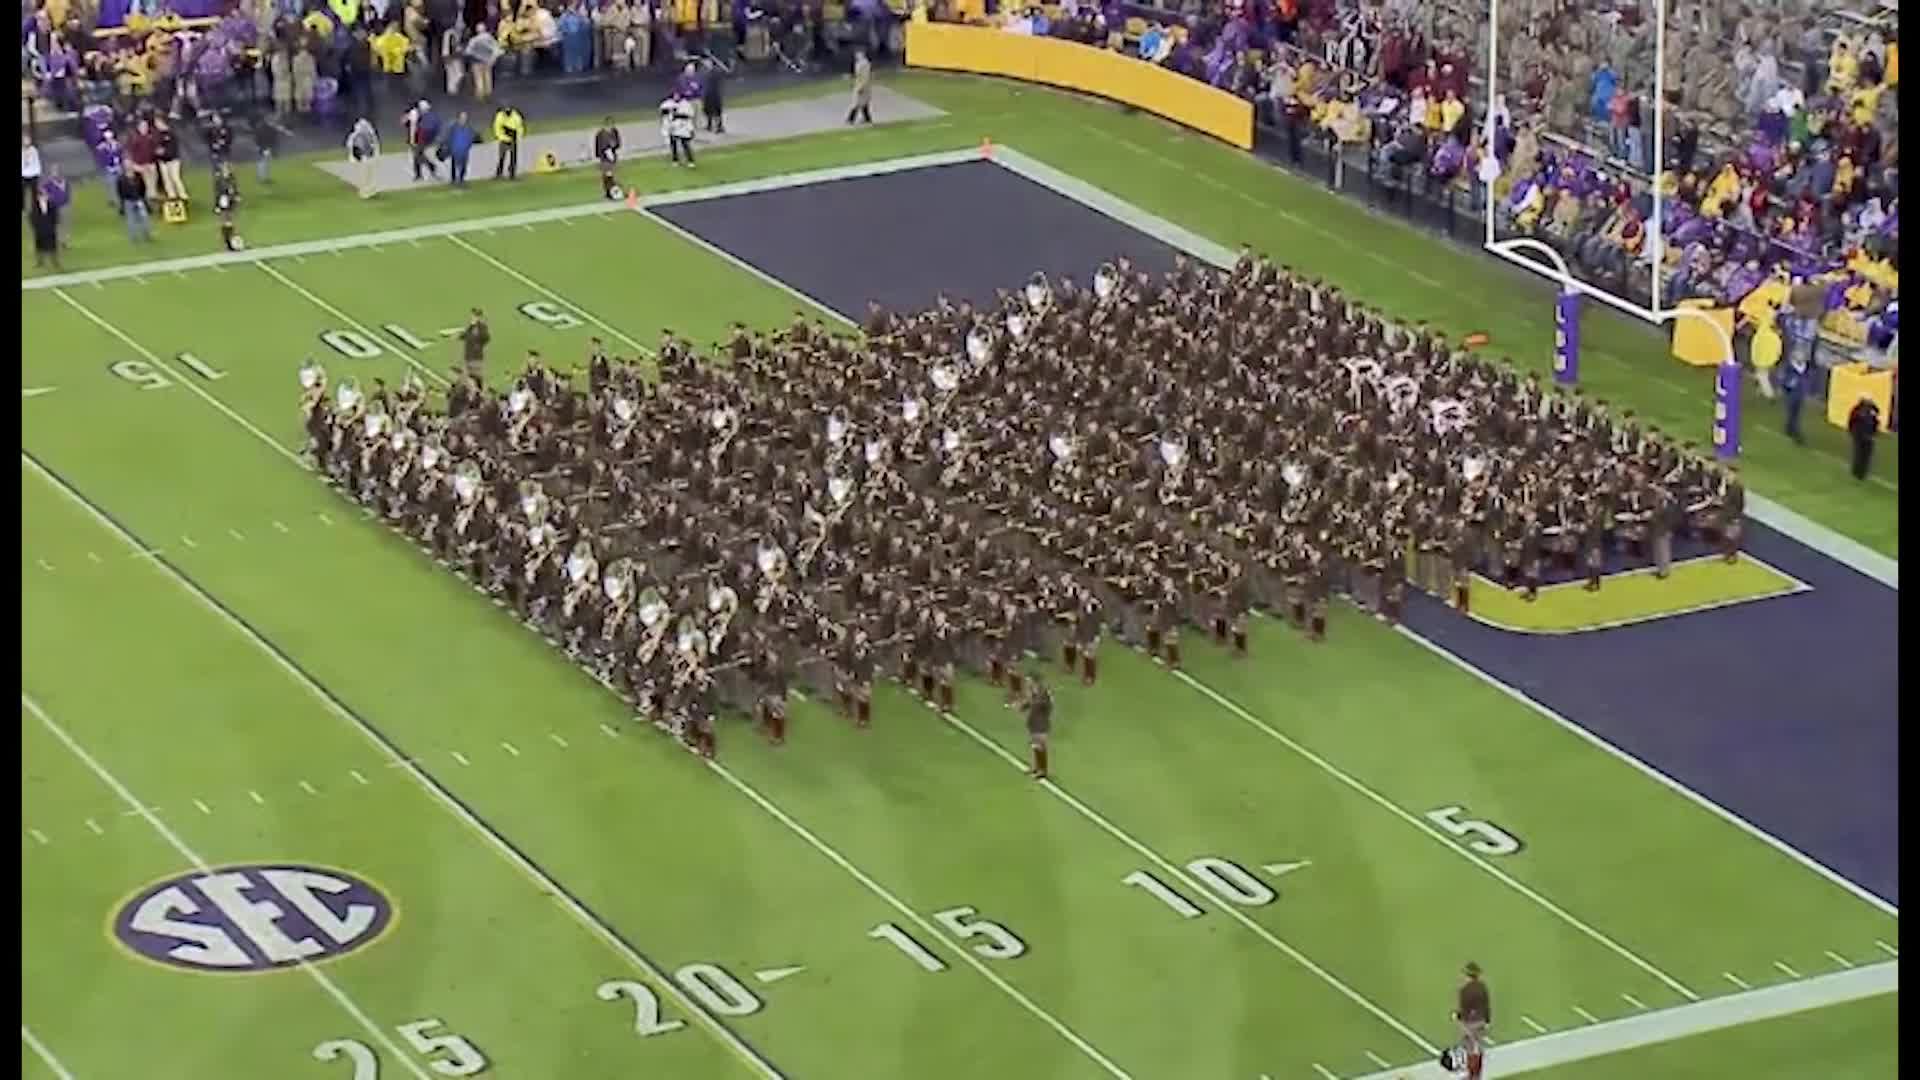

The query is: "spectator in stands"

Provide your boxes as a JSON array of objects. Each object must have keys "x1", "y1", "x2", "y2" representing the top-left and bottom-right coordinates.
[{"x1": 465, "y1": 21, "x2": 502, "y2": 101}]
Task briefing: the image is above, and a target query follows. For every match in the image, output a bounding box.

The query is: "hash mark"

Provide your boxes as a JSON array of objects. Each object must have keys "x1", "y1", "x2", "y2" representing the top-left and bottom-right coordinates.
[
  {"x1": 599, "y1": 722, "x2": 619, "y2": 738},
  {"x1": 84, "y1": 818, "x2": 104, "y2": 835},
  {"x1": 28, "y1": 828, "x2": 49, "y2": 845},
  {"x1": 349, "y1": 769, "x2": 369, "y2": 785},
  {"x1": 193, "y1": 799, "x2": 212, "y2": 815},
  {"x1": 181, "y1": 535, "x2": 198, "y2": 548},
  {"x1": 248, "y1": 789, "x2": 266, "y2": 805},
  {"x1": 1825, "y1": 950, "x2": 1855, "y2": 969},
  {"x1": 298, "y1": 780, "x2": 319, "y2": 795},
  {"x1": 500, "y1": 741, "x2": 520, "y2": 757},
  {"x1": 1520, "y1": 1016, "x2": 1546, "y2": 1034},
  {"x1": 1571, "y1": 1006, "x2": 1600, "y2": 1024},
  {"x1": 1774, "y1": 960, "x2": 1803, "y2": 978},
  {"x1": 272, "y1": 520, "x2": 291, "y2": 533},
  {"x1": 549, "y1": 732, "x2": 570, "y2": 748},
  {"x1": 1620, "y1": 993, "x2": 1646, "y2": 1010},
  {"x1": 1363, "y1": 1050, "x2": 1391, "y2": 1068},
  {"x1": 318, "y1": 512, "x2": 335, "y2": 526},
  {"x1": 86, "y1": 551, "x2": 102, "y2": 563},
  {"x1": 451, "y1": 751, "x2": 471, "y2": 766},
  {"x1": 36, "y1": 559, "x2": 53, "y2": 571},
  {"x1": 1877, "y1": 940, "x2": 1899, "y2": 958},
  {"x1": 1310, "y1": 1066, "x2": 1337, "y2": 1080},
  {"x1": 227, "y1": 528, "x2": 246, "y2": 542},
  {"x1": 1723, "y1": 972, "x2": 1751, "y2": 990}
]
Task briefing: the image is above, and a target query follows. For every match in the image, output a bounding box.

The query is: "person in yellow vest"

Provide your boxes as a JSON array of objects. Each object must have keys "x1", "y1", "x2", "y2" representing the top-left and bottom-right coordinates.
[
  {"x1": 1750, "y1": 316, "x2": 1782, "y2": 399},
  {"x1": 372, "y1": 21, "x2": 410, "y2": 101},
  {"x1": 492, "y1": 103, "x2": 525, "y2": 179},
  {"x1": 328, "y1": 0, "x2": 361, "y2": 30}
]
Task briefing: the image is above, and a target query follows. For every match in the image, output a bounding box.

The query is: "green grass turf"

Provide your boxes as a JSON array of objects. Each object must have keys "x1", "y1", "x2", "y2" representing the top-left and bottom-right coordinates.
[
  {"x1": 21, "y1": 198, "x2": 1896, "y2": 1077},
  {"x1": 1516, "y1": 994, "x2": 1900, "y2": 1078},
  {"x1": 1464, "y1": 554, "x2": 1803, "y2": 633},
  {"x1": 25, "y1": 73, "x2": 1898, "y2": 557}
]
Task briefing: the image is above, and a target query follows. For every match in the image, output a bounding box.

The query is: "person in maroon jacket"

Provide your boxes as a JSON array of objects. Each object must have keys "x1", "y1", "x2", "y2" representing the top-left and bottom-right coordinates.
[{"x1": 126, "y1": 118, "x2": 159, "y2": 205}]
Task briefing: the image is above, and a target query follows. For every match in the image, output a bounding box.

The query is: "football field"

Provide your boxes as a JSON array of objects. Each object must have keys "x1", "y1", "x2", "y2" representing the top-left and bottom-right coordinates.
[{"x1": 22, "y1": 139, "x2": 1898, "y2": 1078}]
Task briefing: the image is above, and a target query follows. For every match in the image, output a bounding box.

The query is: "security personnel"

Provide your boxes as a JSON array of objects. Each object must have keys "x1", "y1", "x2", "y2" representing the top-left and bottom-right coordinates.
[{"x1": 491, "y1": 103, "x2": 525, "y2": 180}]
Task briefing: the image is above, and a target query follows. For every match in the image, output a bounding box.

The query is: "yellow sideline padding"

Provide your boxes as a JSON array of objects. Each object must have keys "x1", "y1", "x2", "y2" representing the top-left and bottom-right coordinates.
[{"x1": 906, "y1": 23, "x2": 1254, "y2": 150}]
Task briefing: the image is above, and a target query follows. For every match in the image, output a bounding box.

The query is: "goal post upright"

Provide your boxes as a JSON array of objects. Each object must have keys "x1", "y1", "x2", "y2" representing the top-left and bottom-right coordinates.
[{"x1": 1478, "y1": 0, "x2": 1744, "y2": 458}]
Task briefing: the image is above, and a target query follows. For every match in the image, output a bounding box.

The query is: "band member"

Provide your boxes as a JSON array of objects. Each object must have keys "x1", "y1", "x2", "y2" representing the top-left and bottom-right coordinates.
[
  {"x1": 758, "y1": 641, "x2": 789, "y2": 744},
  {"x1": 1075, "y1": 589, "x2": 1101, "y2": 685},
  {"x1": 1024, "y1": 676, "x2": 1053, "y2": 779},
  {"x1": 461, "y1": 307, "x2": 490, "y2": 382},
  {"x1": 1452, "y1": 961, "x2": 1492, "y2": 1080}
]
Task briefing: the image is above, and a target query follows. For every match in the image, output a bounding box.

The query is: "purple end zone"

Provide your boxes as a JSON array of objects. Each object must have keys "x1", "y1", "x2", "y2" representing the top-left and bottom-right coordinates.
[
  {"x1": 651, "y1": 158, "x2": 1900, "y2": 910},
  {"x1": 650, "y1": 159, "x2": 1182, "y2": 317},
  {"x1": 1404, "y1": 523, "x2": 1899, "y2": 909}
]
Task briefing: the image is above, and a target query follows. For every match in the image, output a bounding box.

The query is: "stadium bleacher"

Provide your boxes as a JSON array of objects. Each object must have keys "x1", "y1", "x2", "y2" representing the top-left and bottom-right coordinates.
[{"x1": 924, "y1": 0, "x2": 1897, "y2": 384}]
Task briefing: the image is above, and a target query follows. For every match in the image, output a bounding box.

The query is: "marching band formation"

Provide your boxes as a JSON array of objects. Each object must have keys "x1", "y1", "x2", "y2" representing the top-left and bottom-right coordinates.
[{"x1": 300, "y1": 250, "x2": 1745, "y2": 766}]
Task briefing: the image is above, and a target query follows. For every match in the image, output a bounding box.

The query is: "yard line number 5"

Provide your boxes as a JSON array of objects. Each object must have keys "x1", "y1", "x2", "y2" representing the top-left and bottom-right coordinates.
[
  {"x1": 313, "y1": 1019, "x2": 487, "y2": 1078},
  {"x1": 1424, "y1": 806, "x2": 1525, "y2": 857}
]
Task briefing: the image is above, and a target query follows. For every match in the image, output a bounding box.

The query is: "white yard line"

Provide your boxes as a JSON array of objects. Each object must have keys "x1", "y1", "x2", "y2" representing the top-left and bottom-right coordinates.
[
  {"x1": 1170, "y1": 667, "x2": 1698, "y2": 1002},
  {"x1": 255, "y1": 262, "x2": 449, "y2": 387},
  {"x1": 49, "y1": 290, "x2": 308, "y2": 469},
  {"x1": 1349, "y1": 961, "x2": 1897, "y2": 1079},
  {"x1": 20, "y1": 1025, "x2": 77, "y2": 1080},
  {"x1": 1393, "y1": 624, "x2": 1897, "y2": 918},
  {"x1": 19, "y1": 452, "x2": 788, "y2": 1080},
  {"x1": 935, "y1": 707, "x2": 1436, "y2": 1054},
  {"x1": 703, "y1": 756, "x2": 1136, "y2": 1079},
  {"x1": 22, "y1": 693, "x2": 438, "y2": 1080},
  {"x1": 444, "y1": 234, "x2": 651, "y2": 356}
]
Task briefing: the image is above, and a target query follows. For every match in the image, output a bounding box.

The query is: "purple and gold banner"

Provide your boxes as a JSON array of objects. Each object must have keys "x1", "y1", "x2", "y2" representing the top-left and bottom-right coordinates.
[
  {"x1": 1713, "y1": 361, "x2": 1743, "y2": 459},
  {"x1": 1553, "y1": 289, "x2": 1581, "y2": 386}
]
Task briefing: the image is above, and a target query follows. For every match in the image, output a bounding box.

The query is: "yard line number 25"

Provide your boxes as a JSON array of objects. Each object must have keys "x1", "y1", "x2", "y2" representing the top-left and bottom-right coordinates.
[{"x1": 313, "y1": 1019, "x2": 487, "y2": 1078}]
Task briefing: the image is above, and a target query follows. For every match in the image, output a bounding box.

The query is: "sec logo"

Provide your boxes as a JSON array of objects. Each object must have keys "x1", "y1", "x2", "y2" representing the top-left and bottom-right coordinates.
[{"x1": 113, "y1": 864, "x2": 394, "y2": 973}]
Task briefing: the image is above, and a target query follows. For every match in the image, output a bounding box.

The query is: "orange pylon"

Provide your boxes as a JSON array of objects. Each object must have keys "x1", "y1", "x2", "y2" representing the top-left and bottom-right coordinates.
[{"x1": 625, "y1": 188, "x2": 640, "y2": 210}]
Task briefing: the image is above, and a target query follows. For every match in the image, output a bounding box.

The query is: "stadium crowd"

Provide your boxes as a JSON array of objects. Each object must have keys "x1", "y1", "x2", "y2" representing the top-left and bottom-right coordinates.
[
  {"x1": 950, "y1": 0, "x2": 1898, "y2": 370},
  {"x1": 300, "y1": 253, "x2": 1746, "y2": 758}
]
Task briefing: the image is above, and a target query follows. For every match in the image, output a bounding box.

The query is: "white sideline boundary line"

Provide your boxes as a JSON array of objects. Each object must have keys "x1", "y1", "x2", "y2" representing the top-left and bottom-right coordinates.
[
  {"x1": 1394, "y1": 623, "x2": 1899, "y2": 920},
  {"x1": 20, "y1": 149, "x2": 981, "y2": 293},
  {"x1": 19, "y1": 454, "x2": 788, "y2": 1080},
  {"x1": 980, "y1": 145, "x2": 1898, "y2": 920},
  {"x1": 20, "y1": 1025, "x2": 77, "y2": 1080},
  {"x1": 1346, "y1": 960, "x2": 1897, "y2": 1079},
  {"x1": 934, "y1": 708, "x2": 1437, "y2": 1055},
  {"x1": 21, "y1": 694, "x2": 438, "y2": 1080}
]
